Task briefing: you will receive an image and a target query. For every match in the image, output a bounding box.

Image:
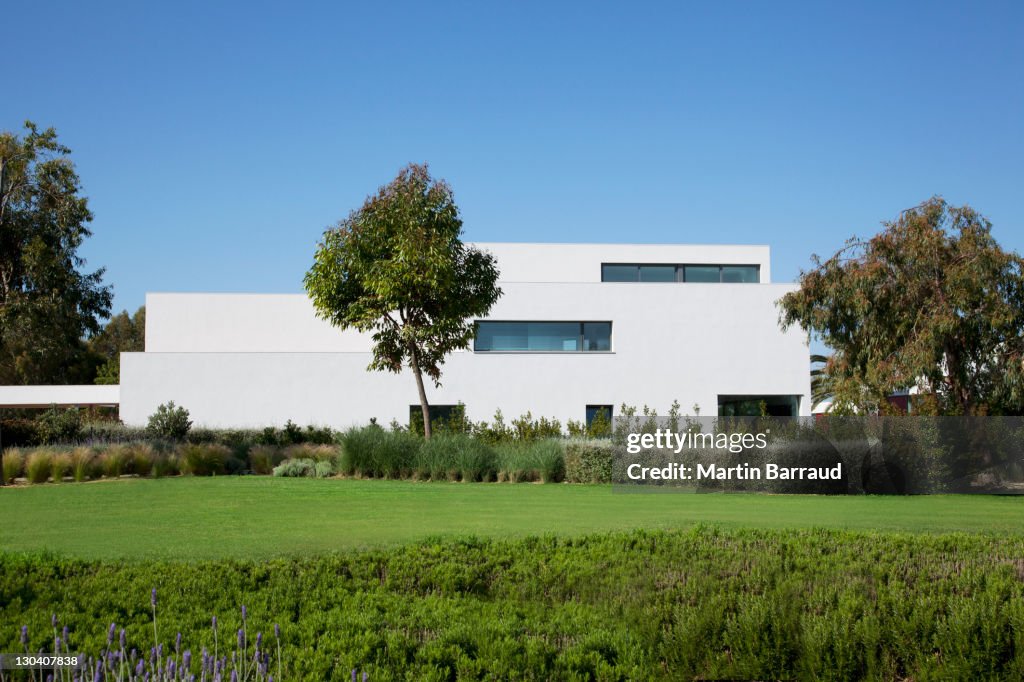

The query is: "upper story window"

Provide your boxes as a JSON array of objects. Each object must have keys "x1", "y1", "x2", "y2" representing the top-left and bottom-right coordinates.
[
  {"x1": 474, "y1": 321, "x2": 612, "y2": 352},
  {"x1": 601, "y1": 263, "x2": 760, "y2": 283}
]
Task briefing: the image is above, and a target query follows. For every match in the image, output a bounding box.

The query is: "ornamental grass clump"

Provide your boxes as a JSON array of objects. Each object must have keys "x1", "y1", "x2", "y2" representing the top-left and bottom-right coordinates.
[
  {"x1": 248, "y1": 445, "x2": 283, "y2": 474},
  {"x1": 99, "y1": 444, "x2": 131, "y2": 477},
  {"x1": 281, "y1": 443, "x2": 339, "y2": 462},
  {"x1": 339, "y1": 425, "x2": 420, "y2": 478},
  {"x1": 25, "y1": 448, "x2": 54, "y2": 484},
  {"x1": 418, "y1": 433, "x2": 497, "y2": 481},
  {"x1": 125, "y1": 443, "x2": 156, "y2": 476},
  {"x1": 150, "y1": 447, "x2": 181, "y2": 478},
  {"x1": 179, "y1": 443, "x2": 231, "y2": 476},
  {"x1": 49, "y1": 449, "x2": 72, "y2": 483},
  {"x1": 2, "y1": 447, "x2": 25, "y2": 483},
  {"x1": 69, "y1": 446, "x2": 98, "y2": 482},
  {"x1": 495, "y1": 440, "x2": 565, "y2": 482}
]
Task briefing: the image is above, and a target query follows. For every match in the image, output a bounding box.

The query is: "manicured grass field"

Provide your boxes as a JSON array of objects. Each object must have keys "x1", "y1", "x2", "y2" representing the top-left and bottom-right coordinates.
[{"x1": 2, "y1": 477, "x2": 1022, "y2": 559}]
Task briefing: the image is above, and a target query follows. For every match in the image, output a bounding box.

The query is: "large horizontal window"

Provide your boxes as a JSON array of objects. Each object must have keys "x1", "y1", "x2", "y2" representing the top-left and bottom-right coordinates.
[
  {"x1": 601, "y1": 263, "x2": 760, "y2": 283},
  {"x1": 474, "y1": 321, "x2": 612, "y2": 352}
]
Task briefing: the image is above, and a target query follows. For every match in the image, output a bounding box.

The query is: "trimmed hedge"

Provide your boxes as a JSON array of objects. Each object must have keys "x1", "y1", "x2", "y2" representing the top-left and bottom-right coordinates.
[{"x1": 564, "y1": 439, "x2": 614, "y2": 483}]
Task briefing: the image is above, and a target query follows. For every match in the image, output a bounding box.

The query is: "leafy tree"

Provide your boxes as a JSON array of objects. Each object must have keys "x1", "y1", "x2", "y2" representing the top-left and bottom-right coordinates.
[
  {"x1": 304, "y1": 163, "x2": 501, "y2": 438},
  {"x1": 90, "y1": 306, "x2": 146, "y2": 384},
  {"x1": 780, "y1": 197, "x2": 1024, "y2": 415},
  {"x1": 0, "y1": 121, "x2": 111, "y2": 385}
]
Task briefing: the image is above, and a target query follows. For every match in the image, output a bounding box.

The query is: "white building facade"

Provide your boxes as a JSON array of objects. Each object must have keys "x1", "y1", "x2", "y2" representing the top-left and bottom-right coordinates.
[{"x1": 118, "y1": 243, "x2": 811, "y2": 428}]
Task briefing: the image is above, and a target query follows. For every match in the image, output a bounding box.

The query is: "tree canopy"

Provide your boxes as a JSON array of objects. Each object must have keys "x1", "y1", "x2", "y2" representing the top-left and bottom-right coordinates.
[
  {"x1": 90, "y1": 306, "x2": 146, "y2": 385},
  {"x1": 304, "y1": 163, "x2": 502, "y2": 437},
  {"x1": 0, "y1": 121, "x2": 111, "y2": 385},
  {"x1": 780, "y1": 197, "x2": 1024, "y2": 415}
]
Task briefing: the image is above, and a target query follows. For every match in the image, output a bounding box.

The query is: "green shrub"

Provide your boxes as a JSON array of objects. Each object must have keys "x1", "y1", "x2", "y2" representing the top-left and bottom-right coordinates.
[
  {"x1": 35, "y1": 406, "x2": 82, "y2": 444},
  {"x1": 146, "y1": 401, "x2": 192, "y2": 441},
  {"x1": 495, "y1": 439, "x2": 565, "y2": 482},
  {"x1": 339, "y1": 426, "x2": 420, "y2": 478},
  {"x1": 253, "y1": 421, "x2": 336, "y2": 447},
  {"x1": 2, "y1": 448, "x2": 25, "y2": 483},
  {"x1": 272, "y1": 458, "x2": 334, "y2": 478},
  {"x1": 0, "y1": 418, "x2": 39, "y2": 447},
  {"x1": 179, "y1": 443, "x2": 231, "y2": 476},
  {"x1": 79, "y1": 421, "x2": 148, "y2": 444},
  {"x1": 564, "y1": 439, "x2": 614, "y2": 483},
  {"x1": 25, "y1": 448, "x2": 54, "y2": 483},
  {"x1": 418, "y1": 433, "x2": 497, "y2": 481}
]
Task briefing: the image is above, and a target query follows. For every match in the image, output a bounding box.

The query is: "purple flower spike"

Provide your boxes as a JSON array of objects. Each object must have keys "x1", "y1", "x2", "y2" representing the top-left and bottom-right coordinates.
[
  {"x1": 151, "y1": 588, "x2": 157, "y2": 607},
  {"x1": 135, "y1": 659, "x2": 144, "y2": 676},
  {"x1": 176, "y1": 631, "x2": 182, "y2": 653},
  {"x1": 62, "y1": 626, "x2": 69, "y2": 646},
  {"x1": 212, "y1": 615, "x2": 218, "y2": 630},
  {"x1": 231, "y1": 670, "x2": 238, "y2": 682},
  {"x1": 52, "y1": 614, "x2": 58, "y2": 628},
  {"x1": 237, "y1": 629, "x2": 244, "y2": 648},
  {"x1": 183, "y1": 650, "x2": 191, "y2": 669},
  {"x1": 351, "y1": 669, "x2": 357, "y2": 682},
  {"x1": 120, "y1": 628, "x2": 126, "y2": 649},
  {"x1": 20, "y1": 625, "x2": 28, "y2": 645},
  {"x1": 107, "y1": 622, "x2": 116, "y2": 644},
  {"x1": 256, "y1": 632, "x2": 262, "y2": 649},
  {"x1": 363, "y1": 672, "x2": 368, "y2": 682},
  {"x1": 274, "y1": 623, "x2": 280, "y2": 639},
  {"x1": 241, "y1": 605, "x2": 247, "y2": 622}
]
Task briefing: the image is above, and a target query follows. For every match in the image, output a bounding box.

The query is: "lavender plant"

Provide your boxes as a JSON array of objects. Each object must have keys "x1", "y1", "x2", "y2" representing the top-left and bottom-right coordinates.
[{"x1": 4, "y1": 590, "x2": 297, "y2": 682}]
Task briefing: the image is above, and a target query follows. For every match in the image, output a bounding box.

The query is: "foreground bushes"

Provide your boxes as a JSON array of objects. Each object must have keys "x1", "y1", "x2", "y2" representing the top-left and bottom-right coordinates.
[{"x1": 2, "y1": 527, "x2": 1022, "y2": 680}]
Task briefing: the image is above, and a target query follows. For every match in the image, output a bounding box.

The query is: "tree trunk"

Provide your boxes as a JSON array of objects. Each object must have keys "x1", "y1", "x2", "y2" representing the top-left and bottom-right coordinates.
[{"x1": 409, "y1": 346, "x2": 432, "y2": 439}]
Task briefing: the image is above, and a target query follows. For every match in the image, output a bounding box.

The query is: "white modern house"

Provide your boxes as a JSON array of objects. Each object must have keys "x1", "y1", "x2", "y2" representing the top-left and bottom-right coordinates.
[{"x1": 108, "y1": 242, "x2": 811, "y2": 428}]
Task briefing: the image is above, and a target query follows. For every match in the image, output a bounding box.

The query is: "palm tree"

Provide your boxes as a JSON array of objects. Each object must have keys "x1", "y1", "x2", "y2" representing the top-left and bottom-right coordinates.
[{"x1": 810, "y1": 353, "x2": 835, "y2": 411}]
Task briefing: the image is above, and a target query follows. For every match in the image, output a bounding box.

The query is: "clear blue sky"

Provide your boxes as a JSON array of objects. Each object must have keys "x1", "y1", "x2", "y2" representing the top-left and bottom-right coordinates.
[{"x1": 4, "y1": 1, "x2": 1022, "y2": 315}]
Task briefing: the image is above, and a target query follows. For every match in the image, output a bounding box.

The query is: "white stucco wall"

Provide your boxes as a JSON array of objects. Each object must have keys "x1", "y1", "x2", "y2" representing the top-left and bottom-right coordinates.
[{"x1": 122, "y1": 274, "x2": 810, "y2": 427}]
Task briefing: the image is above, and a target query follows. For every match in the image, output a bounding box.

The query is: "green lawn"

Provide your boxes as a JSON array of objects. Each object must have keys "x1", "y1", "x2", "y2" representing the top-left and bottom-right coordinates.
[{"x1": 2, "y1": 477, "x2": 1022, "y2": 559}]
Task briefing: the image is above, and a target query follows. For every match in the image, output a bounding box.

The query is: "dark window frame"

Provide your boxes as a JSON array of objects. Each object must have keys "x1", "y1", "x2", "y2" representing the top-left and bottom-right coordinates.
[
  {"x1": 473, "y1": 320, "x2": 613, "y2": 353},
  {"x1": 601, "y1": 263, "x2": 761, "y2": 283}
]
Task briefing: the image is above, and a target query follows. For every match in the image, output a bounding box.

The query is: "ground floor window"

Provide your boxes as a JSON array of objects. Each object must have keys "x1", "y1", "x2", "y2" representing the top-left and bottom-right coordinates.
[
  {"x1": 585, "y1": 404, "x2": 613, "y2": 436},
  {"x1": 586, "y1": 404, "x2": 613, "y2": 426},
  {"x1": 409, "y1": 404, "x2": 465, "y2": 433},
  {"x1": 717, "y1": 395, "x2": 799, "y2": 417}
]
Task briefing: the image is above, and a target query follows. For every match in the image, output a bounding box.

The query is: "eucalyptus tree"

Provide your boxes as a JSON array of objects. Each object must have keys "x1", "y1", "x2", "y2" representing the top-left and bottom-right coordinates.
[
  {"x1": 780, "y1": 197, "x2": 1024, "y2": 416},
  {"x1": 1, "y1": 122, "x2": 112, "y2": 386}
]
